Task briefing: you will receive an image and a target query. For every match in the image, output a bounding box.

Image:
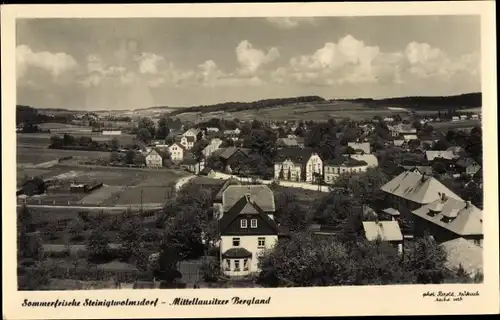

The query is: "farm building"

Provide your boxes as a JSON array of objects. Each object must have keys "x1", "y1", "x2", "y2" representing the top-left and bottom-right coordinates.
[
  {"x1": 199, "y1": 167, "x2": 216, "y2": 177},
  {"x1": 102, "y1": 130, "x2": 122, "y2": 135},
  {"x1": 145, "y1": 148, "x2": 169, "y2": 168}
]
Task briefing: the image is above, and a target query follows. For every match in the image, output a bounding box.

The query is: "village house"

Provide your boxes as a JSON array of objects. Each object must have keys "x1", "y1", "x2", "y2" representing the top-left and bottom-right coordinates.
[
  {"x1": 323, "y1": 157, "x2": 368, "y2": 184},
  {"x1": 277, "y1": 137, "x2": 303, "y2": 148},
  {"x1": 362, "y1": 221, "x2": 404, "y2": 254},
  {"x1": 175, "y1": 135, "x2": 195, "y2": 150},
  {"x1": 223, "y1": 128, "x2": 241, "y2": 137},
  {"x1": 388, "y1": 123, "x2": 417, "y2": 138},
  {"x1": 402, "y1": 134, "x2": 418, "y2": 142},
  {"x1": 274, "y1": 148, "x2": 323, "y2": 184},
  {"x1": 213, "y1": 147, "x2": 250, "y2": 174},
  {"x1": 459, "y1": 115, "x2": 468, "y2": 120},
  {"x1": 455, "y1": 157, "x2": 481, "y2": 176},
  {"x1": 411, "y1": 195, "x2": 483, "y2": 246},
  {"x1": 202, "y1": 138, "x2": 224, "y2": 158},
  {"x1": 206, "y1": 127, "x2": 220, "y2": 133},
  {"x1": 425, "y1": 150, "x2": 458, "y2": 162},
  {"x1": 212, "y1": 178, "x2": 242, "y2": 219},
  {"x1": 145, "y1": 148, "x2": 168, "y2": 168},
  {"x1": 167, "y1": 143, "x2": 185, "y2": 162},
  {"x1": 383, "y1": 117, "x2": 395, "y2": 123},
  {"x1": 183, "y1": 128, "x2": 203, "y2": 142},
  {"x1": 392, "y1": 139, "x2": 406, "y2": 147},
  {"x1": 199, "y1": 166, "x2": 216, "y2": 178},
  {"x1": 349, "y1": 154, "x2": 379, "y2": 167},
  {"x1": 347, "y1": 142, "x2": 371, "y2": 154},
  {"x1": 181, "y1": 153, "x2": 205, "y2": 174},
  {"x1": 380, "y1": 169, "x2": 462, "y2": 216},
  {"x1": 471, "y1": 114, "x2": 479, "y2": 120},
  {"x1": 452, "y1": 116, "x2": 460, "y2": 122},
  {"x1": 217, "y1": 185, "x2": 288, "y2": 277}
]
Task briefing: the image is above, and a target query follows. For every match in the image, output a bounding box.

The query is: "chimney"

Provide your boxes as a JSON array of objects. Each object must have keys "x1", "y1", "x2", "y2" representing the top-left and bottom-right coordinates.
[
  {"x1": 465, "y1": 201, "x2": 471, "y2": 208},
  {"x1": 441, "y1": 193, "x2": 447, "y2": 202}
]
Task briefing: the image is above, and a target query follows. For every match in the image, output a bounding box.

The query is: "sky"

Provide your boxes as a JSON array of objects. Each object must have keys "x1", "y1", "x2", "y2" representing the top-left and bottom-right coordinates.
[{"x1": 16, "y1": 16, "x2": 481, "y2": 110}]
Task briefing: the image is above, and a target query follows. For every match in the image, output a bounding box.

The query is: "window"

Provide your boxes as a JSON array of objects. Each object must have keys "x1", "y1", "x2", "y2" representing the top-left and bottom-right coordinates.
[
  {"x1": 258, "y1": 237, "x2": 266, "y2": 248},
  {"x1": 234, "y1": 260, "x2": 240, "y2": 271},
  {"x1": 251, "y1": 219, "x2": 258, "y2": 228},
  {"x1": 240, "y1": 219, "x2": 247, "y2": 228},
  {"x1": 232, "y1": 237, "x2": 240, "y2": 246},
  {"x1": 243, "y1": 259, "x2": 249, "y2": 271},
  {"x1": 224, "y1": 259, "x2": 230, "y2": 271},
  {"x1": 473, "y1": 239, "x2": 481, "y2": 246}
]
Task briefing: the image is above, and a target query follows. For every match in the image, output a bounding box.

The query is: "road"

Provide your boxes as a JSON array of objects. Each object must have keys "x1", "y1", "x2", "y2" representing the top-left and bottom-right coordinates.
[
  {"x1": 175, "y1": 175, "x2": 197, "y2": 191},
  {"x1": 211, "y1": 171, "x2": 330, "y2": 192}
]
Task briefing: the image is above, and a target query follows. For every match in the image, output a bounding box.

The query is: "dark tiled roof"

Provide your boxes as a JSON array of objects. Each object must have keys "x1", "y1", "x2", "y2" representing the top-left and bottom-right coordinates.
[
  {"x1": 218, "y1": 195, "x2": 279, "y2": 234},
  {"x1": 186, "y1": 136, "x2": 195, "y2": 142},
  {"x1": 275, "y1": 147, "x2": 315, "y2": 163},
  {"x1": 151, "y1": 148, "x2": 169, "y2": 159},
  {"x1": 222, "y1": 185, "x2": 275, "y2": 212},
  {"x1": 200, "y1": 166, "x2": 214, "y2": 175},
  {"x1": 222, "y1": 247, "x2": 252, "y2": 258},
  {"x1": 217, "y1": 147, "x2": 251, "y2": 160},
  {"x1": 324, "y1": 157, "x2": 367, "y2": 167}
]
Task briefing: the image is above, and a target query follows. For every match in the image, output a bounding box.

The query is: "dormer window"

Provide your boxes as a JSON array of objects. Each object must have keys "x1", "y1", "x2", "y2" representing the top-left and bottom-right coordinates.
[
  {"x1": 251, "y1": 219, "x2": 258, "y2": 228},
  {"x1": 240, "y1": 219, "x2": 247, "y2": 228}
]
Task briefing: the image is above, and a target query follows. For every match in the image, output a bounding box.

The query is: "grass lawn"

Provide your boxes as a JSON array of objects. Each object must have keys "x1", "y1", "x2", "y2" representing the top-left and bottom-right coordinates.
[{"x1": 273, "y1": 186, "x2": 328, "y2": 206}]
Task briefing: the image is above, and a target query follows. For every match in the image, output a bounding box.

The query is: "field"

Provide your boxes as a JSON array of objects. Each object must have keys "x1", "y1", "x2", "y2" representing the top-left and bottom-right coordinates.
[
  {"x1": 17, "y1": 133, "x2": 136, "y2": 147},
  {"x1": 17, "y1": 145, "x2": 110, "y2": 166},
  {"x1": 431, "y1": 120, "x2": 481, "y2": 132},
  {"x1": 175, "y1": 101, "x2": 406, "y2": 123}
]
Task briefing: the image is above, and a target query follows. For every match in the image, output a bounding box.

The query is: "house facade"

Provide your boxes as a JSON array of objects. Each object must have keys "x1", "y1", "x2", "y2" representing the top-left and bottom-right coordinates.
[
  {"x1": 202, "y1": 138, "x2": 223, "y2": 158},
  {"x1": 183, "y1": 128, "x2": 203, "y2": 141},
  {"x1": 180, "y1": 136, "x2": 195, "y2": 150},
  {"x1": 145, "y1": 149, "x2": 164, "y2": 168},
  {"x1": 218, "y1": 185, "x2": 287, "y2": 277},
  {"x1": 323, "y1": 157, "x2": 368, "y2": 184},
  {"x1": 305, "y1": 153, "x2": 323, "y2": 183},
  {"x1": 456, "y1": 158, "x2": 481, "y2": 176},
  {"x1": 362, "y1": 221, "x2": 404, "y2": 254},
  {"x1": 274, "y1": 148, "x2": 322, "y2": 184},
  {"x1": 168, "y1": 143, "x2": 185, "y2": 162}
]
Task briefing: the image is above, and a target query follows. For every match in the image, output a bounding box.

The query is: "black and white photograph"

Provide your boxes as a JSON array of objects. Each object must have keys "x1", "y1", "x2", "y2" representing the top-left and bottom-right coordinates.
[{"x1": 2, "y1": 2, "x2": 499, "y2": 319}]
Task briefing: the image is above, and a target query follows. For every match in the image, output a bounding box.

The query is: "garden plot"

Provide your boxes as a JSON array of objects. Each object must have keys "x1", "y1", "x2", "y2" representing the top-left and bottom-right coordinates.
[{"x1": 78, "y1": 185, "x2": 126, "y2": 205}]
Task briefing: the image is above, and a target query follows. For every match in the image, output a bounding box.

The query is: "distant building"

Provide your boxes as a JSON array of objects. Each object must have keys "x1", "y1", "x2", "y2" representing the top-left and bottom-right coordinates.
[
  {"x1": 323, "y1": 157, "x2": 368, "y2": 184},
  {"x1": 179, "y1": 136, "x2": 195, "y2": 150},
  {"x1": 459, "y1": 115, "x2": 468, "y2": 120},
  {"x1": 347, "y1": 142, "x2": 371, "y2": 154},
  {"x1": 362, "y1": 221, "x2": 404, "y2": 254},
  {"x1": 425, "y1": 150, "x2": 458, "y2": 161},
  {"x1": 471, "y1": 114, "x2": 479, "y2": 120},
  {"x1": 183, "y1": 128, "x2": 203, "y2": 141},
  {"x1": 167, "y1": 143, "x2": 185, "y2": 162},
  {"x1": 206, "y1": 127, "x2": 220, "y2": 133},
  {"x1": 145, "y1": 148, "x2": 168, "y2": 168},
  {"x1": 274, "y1": 148, "x2": 323, "y2": 184},
  {"x1": 387, "y1": 124, "x2": 417, "y2": 137},
  {"x1": 199, "y1": 166, "x2": 216, "y2": 178},
  {"x1": 349, "y1": 154, "x2": 379, "y2": 167},
  {"x1": 456, "y1": 157, "x2": 481, "y2": 176},
  {"x1": 102, "y1": 130, "x2": 122, "y2": 135},
  {"x1": 383, "y1": 117, "x2": 395, "y2": 123},
  {"x1": 452, "y1": 116, "x2": 460, "y2": 122},
  {"x1": 202, "y1": 138, "x2": 224, "y2": 158},
  {"x1": 402, "y1": 134, "x2": 418, "y2": 142}
]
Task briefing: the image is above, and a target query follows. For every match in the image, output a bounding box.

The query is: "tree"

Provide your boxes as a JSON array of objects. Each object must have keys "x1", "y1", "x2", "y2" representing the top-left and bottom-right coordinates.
[
  {"x1": 402, "y1": 236, "x2": 449, "y2": 284},
  {"x1": 331, "y1": 168, "x2": 389, "y2": 208},
  {"x1": 109, "y1": 152, "x2": 121, "y2": 163},
  {"x1": 433, "y1": 138, "x2": 450, "y2": 150},
  {"x1": 156, "y1": 116, "x2": 171, "y2": 139},
  {"x1": 125, "y1": 150, "x2": 136, "y2": 164},
  {"x1": 313, "y1": 190, "x2": 362, "y2": 226},
  {"x1": 49, "y1": 135, "x2": 64, "y2": 148},
  {"x1": 432, "y1": 161, "x2": 447, "y2": 175},
  {"x1": 274, "y1": 190, "x2": 310, "y2": 231},
  {"x1": 86, "y1": 226, "x2": 110, "y2": 262},
  {"x1": 110, "y1": 138, "x2": 120, "y2": 151},
  {"x1": 136, "y1": 128, "x2": 152, "y2": 144},
  {"x1": 138, "y1": 117, "x2": 156, "y2": 137},
  {"x1": 200, "y1": 257, "x2": 221, "y2": 282},
  {"x1": 18, "y1": 262, "x2": 51, "y2": 290},
  {"x1": 257, "y1": 232, "x2": 356, "y2": 287},
  {"x1": 134, "y1": 154, "x2": 146, "y2": 166},
  {"x1": 63, "y1": 134, "x2": 76, "y2": 146},
  {"x1": 118, "y1": 216, "x2": 142, "y2": 261}
]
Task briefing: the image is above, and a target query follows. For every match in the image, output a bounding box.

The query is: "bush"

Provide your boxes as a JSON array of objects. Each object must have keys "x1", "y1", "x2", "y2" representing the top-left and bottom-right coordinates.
[{"x1": 200, "y1": 257, "x2": 221, "y2": 283}]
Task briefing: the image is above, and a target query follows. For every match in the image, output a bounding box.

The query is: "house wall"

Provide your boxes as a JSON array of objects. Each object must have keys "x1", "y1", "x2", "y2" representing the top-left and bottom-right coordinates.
[
  {"x1": 305, "y1": 154, "x2": 323, "y2": 183},
  {"x1": 324, "y1": 164, "x2": 368, "y2": 184},
  {"x1": 274, "y1": 160, "x2": 302, "y2": 182},
  {"x1": 146, "y1": 153, "x2": 162, "y2": 168},
  {"x1": 220, "y1": 235, "x2": 278, "y2": 275},
  {"x1": 203, "y1": 139, "x2": 223, "y2": 158},
  {"x1": 168, "y1": 144, "x2": 184, "y2": 161}
]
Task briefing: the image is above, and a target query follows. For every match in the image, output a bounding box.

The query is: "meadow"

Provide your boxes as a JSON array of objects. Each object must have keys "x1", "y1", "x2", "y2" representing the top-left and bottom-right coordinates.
[{"x1": 17, "y1": 133, "x2": 136, "y2": 147}]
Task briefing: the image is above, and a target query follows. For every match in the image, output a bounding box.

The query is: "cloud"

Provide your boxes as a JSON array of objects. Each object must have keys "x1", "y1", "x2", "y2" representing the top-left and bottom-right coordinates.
[
  {"x1": 273, "y1": 35, "x2": 480, "y2": 87},
  {"x1": 266, "y1": 17, "x2": 318, "y2": 29},
  {"x1": 136, "y1": 52, "x2": 166, "y2": 75},
  {"x1": 235, "y1": 40, "x2": 280, "y2": 76},
  {"x1": 196, "y1": 59, "x2": 264, "y2": 88},
  {"x1": 16, "y1": 45, "x2": 78, "y2": 80}
]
